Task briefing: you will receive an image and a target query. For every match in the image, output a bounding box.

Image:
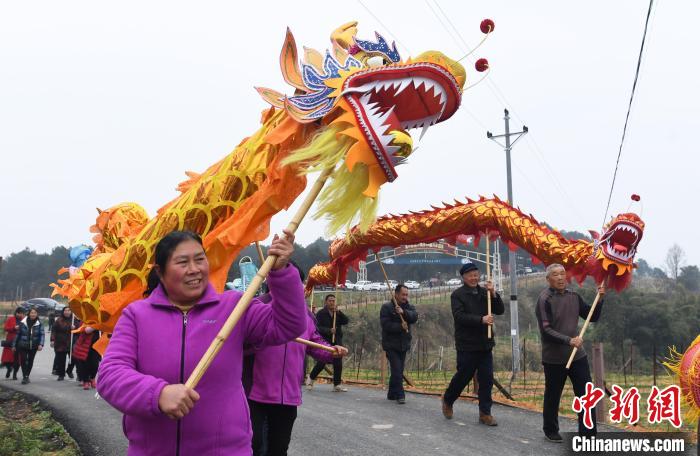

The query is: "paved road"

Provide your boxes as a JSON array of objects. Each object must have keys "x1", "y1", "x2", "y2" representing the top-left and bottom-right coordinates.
[
  {"x1": 294, "y1": 383, "x2": 612, "y2": 456},
  {"x1": 1, "y1": 346, "x2": 628, "y2": 456}
]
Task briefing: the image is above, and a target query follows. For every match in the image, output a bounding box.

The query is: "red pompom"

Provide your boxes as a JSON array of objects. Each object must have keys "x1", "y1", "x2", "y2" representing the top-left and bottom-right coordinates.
[
  {"x1": 631, "y1": 194, "x2": 641, "y2": 201},
  {"x1": 348, "y1": 44, "x2": 361, "y2": 55},
  {"x1": 480, "y1": 19, "x2": 495, "y2": 34},
  {"x1": 475, "y1": 58, "x2": 489, "y2": 72}
]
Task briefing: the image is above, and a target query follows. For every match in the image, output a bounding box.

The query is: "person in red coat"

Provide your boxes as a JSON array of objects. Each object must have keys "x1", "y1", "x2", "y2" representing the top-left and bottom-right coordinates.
[{"x1": 2, "y1": 307, "x2": 25, "y2": 380}]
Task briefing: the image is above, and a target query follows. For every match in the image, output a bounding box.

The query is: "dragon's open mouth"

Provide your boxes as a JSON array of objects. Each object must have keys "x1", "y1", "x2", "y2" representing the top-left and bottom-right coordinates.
[
  {"x1": 599, "y1": 220, "x2": 642, "y2": 264},
  {"x1": 343, "y1": 62, "x2": 462, "y2": 182}
]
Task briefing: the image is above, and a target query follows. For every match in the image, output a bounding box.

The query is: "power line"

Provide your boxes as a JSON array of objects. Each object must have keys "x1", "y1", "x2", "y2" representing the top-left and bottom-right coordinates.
[
  {"x1": 426, "y1": 0, "x2": 586, "y2": 226},
  {"x1": 601, "y1": 0, "x2": 655, "y2": 227},
  {"x1": 356, "y1": 0, "x2": 413, "y2": 55}
]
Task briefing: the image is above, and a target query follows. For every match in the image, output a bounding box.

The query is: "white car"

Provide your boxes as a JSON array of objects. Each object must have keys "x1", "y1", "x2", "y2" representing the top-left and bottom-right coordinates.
[
  {"x1": 344, "y1": 280, "x2": 355, "y2": 289},
  {"x1": 404, "y1": 280, "x2": 420, "y2": 289},
  {"x1": 446, "y1": 278, "x2": 463, "y2": 286},
  {"x1": 354, "y1": 280, "x2": 372, "y2": 291},
  {"x1": 368, "y1": 282, "x2": 382, "y2": 291}
]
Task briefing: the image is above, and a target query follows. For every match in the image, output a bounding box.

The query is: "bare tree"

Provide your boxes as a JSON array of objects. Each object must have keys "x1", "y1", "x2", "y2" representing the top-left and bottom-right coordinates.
[{"x1": 665, "y1": 244, "x2": 686, "y2": 280}]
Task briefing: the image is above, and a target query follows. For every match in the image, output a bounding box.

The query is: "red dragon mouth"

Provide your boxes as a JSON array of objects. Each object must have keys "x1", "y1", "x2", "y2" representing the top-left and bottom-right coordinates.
[
  {"x1": 599, "y1": 219, "x2": 643, "y2": 264},
  {"x1": 342, "y1": 62, "x2": 462, "y2": 182}
]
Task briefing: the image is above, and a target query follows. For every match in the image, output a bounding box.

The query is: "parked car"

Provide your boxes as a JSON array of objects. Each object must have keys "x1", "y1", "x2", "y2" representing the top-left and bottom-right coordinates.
[
  {"x1": 377, "y1": 282, "x2": 389, "y2": 291},
  {"x1": 22, "y1": 297, "x2": 61, "y2": 316},
  {"x1": 354, "y1": 280, "x2": 372, "y2": 291},
  {"x1": 446, "y1": 278, "x2": 463, "y2": 286},
  {"x1": 368, "y1": 282, "x2": 382, "y2": 291},
  {"x1": 344, "y1": 280, "x2": 355, "y2": 289},
  {"x1": 404, "y1": 280, "x2": 420, "y2": 289}
]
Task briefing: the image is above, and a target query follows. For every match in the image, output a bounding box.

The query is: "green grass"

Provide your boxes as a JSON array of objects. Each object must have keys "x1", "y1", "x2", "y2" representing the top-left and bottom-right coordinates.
[{"x1": 0, "y1": 393, "x2": 80, "y2": 455}]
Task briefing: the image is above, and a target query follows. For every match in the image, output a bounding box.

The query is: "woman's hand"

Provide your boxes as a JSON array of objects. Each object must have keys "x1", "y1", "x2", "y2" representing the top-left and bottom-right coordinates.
[
  {"x1": 268, "y1": 229, "x2": 295, "y2": 271},
  {"x1": 158, "y1": 384, "x2": 200, "y2": 420},
  {"x1": 332, "y1": 346, "x2": 349, "y2": 358}
]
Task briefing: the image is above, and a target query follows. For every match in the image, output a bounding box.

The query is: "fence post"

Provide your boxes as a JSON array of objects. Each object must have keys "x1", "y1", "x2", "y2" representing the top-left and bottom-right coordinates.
[
  {"x1": 592, "y1": 342, "x2": 607, "y2": 423},
  {"x1": 380, "y1": 352, "x2": 386, "y2": 388}
]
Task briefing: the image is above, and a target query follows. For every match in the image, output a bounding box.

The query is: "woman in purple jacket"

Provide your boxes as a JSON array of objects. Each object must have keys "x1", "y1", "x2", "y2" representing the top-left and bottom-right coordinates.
[
  {"x1": 97, "y1": 230, "x2": 306, "y2": 456},
  {"x1": 246, "y1": 264, "x2": 348, "y2": 456}
]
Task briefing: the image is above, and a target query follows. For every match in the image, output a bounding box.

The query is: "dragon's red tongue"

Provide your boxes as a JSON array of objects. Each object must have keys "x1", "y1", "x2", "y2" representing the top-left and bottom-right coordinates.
[{"x1": 613, "y1": 242, "x2": 628, "y2": 253}]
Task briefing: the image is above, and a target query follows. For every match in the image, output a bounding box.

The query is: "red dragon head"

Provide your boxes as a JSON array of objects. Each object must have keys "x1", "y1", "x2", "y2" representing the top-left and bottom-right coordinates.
[{"x1": 585, "y1": 212, "x2": 645, "y2": 291}]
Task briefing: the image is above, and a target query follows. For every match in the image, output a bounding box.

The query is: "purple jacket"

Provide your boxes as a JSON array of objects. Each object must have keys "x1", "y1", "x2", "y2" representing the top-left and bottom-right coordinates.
[
  {"x1": 248, "y1": 311, "x2": 333, "y2": 406},
  {"x1": 97, "y1": 265, "x2": 306, "y2": 456}
]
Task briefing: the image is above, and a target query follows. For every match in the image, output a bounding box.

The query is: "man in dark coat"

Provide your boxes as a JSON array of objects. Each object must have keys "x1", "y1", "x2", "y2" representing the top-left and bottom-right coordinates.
[
  {"x1": 536, "y1": 263, "x2": 605, "y2": 442},
  {"x1": 442, "y1": 262, "x2": 504, "y2": 425},
  {"x1": 380, "y1": 284, "x2": 418, "y2": 404},
  {"x1": 307, "y1": 294, "x2": 349, "y2": 391}
]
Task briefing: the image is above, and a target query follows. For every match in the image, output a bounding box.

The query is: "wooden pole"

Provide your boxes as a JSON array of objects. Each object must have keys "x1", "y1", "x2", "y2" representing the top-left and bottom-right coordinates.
[
  {"x1": 376, "y1": 257, "x2": 408, "y2": 332},
  {"x1": 254, "y1": 241, "x2": 265, "y2": 264},
  {"x1": 331, "y1": 269, "x2": 339, "y2": 344},
  {"x1": 185, "y1": 167, "x2": 334, "y2": 389},
  {"x1": 294, "y1": 337, "x2": 336, "y2": 353},
  {"x1": 565, "y1": 284, "x2": 604, "y2": 369},
  {"x1": 486, "y1": 236, "x2": 492, "y2": 339}
]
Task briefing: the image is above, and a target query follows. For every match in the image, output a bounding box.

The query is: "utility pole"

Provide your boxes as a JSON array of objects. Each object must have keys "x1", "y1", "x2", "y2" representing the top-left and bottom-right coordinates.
[{"x1": 487, "y1": 109, "x2": 528, "y2": 382}]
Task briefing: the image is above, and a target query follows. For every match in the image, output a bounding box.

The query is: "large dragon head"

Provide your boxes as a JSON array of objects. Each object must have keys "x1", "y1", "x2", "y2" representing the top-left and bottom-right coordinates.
[
  {"x1": 257, "y1": 21, "x2": 481, "y2": 203},
  {"x1": 576, "y1": 212, "x2": 645, "y2": 291},
  {"x1": 592, "y1": 212, "x2": 645, "y2": 276}
]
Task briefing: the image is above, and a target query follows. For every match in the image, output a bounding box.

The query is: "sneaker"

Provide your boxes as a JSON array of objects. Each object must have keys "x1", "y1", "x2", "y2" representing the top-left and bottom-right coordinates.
[
  {"x1": 21, "y1": 377, "x2": 29, "y2": 385},
  {"x1": 57, "y1": 376, "x2": 65, "y2": 381},
  {"x1": 333, "y1": 385, "x2": 348, "y2": 392},
  {"x1": 90, "y1": 379, "x2": 96, "y2": 389},
  {"x1": 545, "y1": 432, "x2": 563, "y2": 443},
  {"x1": 305, "y1": 375, "x2": 313, "y2": 390},
  {"x1": 479, "y1": 412, "x2": 498, "y2": 426},
  {"x1": 66, "y1": 371, "x2": 74, "y2": 379},
  {"x1": 441, "y1": 398, "x2": 453, "y2": 419},
  {"x1": 83, "y1": 382, "x2": 90, "y2": 390},
  {"x1": 396, "y1": 398, "x2": 406, "y2": 404},
  {"x1": 5, "y1": 369, "x2": 10, "y2": 379}
]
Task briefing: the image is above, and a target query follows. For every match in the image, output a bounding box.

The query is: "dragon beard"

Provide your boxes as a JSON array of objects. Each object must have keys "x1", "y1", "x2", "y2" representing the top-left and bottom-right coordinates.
[{"x1": 282, "y1": 124, "x2": 379, "y2": 236}]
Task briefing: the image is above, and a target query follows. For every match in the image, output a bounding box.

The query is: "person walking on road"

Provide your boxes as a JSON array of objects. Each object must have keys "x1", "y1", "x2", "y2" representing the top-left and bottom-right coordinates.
[
  {"x1": 2, "y1": 307, "x2": 25, "y2": 380},
  {"x1": 97, "y1": 229, "x2": 306, "y2": 455},
  {"x1": 73, "y1": 326, "x2": 101, "y2": 390},
  {"x1": 51, "y1": 307, "x2": 74, "y2": 381},
  {"x1": 536, "y1": 263, "x2": 605, "y2": 442},
  {"x1": 380, "y1": 284, "x2": 418, "y2": 404},
  {"x1": 307, "y1": 294, "x2": 349, "y2": 392},
  {"x1": 12, "y1": 307, "x2": 45, "y2": 384},
  {"x1": 441, "y1": 262, "x2": 504, "y2": 425}
]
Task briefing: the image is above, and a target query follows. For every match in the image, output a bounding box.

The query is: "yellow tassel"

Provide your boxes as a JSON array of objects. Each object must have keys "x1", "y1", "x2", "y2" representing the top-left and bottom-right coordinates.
[
  {"x1": 313, "y1": 163, "x2": 378, "y2": 236},
  {"x1": 281, "y1": 125, "x2": 352, "y2": 173},
  {"x1": 281, "y1": 124, "x2": 378, "y2": 235}
]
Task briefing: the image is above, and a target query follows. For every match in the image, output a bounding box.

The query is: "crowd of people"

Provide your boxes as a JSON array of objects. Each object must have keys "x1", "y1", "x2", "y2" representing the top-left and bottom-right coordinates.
[
  {"x1": 1, "y1": 229, "x2": 604, "y2": 455},
  {"x1": 1, "y1": 305, "x2": 103, "y2": 388}
]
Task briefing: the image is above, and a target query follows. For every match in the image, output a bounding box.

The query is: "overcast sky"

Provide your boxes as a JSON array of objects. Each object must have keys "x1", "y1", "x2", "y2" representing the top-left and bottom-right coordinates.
[{"x1": 0, "y1": 1, "x2": 696, "y2": 270}]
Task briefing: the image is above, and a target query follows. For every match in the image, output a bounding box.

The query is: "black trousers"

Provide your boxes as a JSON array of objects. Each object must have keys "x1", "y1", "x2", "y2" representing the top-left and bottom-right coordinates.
[
  {"x1": 53, "y1": 351, "x2": 68, "y2": 377},
  {"x1": 76, "y1": 350, "x2": 101, "y2": 382},
  {"x1": 443, "y1": 350, "x2": 494, "y2": 415},
  {"x1": 309, "y1": 357, "x2": 342, "y2": 386},
  {"x1": 385, "y1": 349, "x2": 407, "y2": 400},
  {"x1": 17, "y1": 348, "x2": 37, "y2": 379},
  {"x1": 249, "y1": 399, "x2": 298, "y2": 456},
  {"x1": 542, "y1": 356, "x2": 597, "y2": 436}
]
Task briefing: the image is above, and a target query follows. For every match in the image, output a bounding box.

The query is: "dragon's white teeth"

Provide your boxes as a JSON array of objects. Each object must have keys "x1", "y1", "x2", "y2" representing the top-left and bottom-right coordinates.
[
  {"x1": 395, "y1": 79, "x2": 412, "y2": 95},
  {"x1": 419, "y1": 124, "x2": 431, "y2": 140}
]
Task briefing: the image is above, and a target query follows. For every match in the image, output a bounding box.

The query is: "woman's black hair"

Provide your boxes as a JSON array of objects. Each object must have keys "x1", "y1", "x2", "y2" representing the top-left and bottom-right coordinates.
[
  {"x1": 144, "y1": 230, "x2": 204, "y2": 297},
  {"x1": 14, "y1": 307, "x2": 25, "y2": 316}
]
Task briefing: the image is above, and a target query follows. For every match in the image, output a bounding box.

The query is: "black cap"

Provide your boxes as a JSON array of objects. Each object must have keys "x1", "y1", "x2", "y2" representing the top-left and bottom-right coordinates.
[{"x1": 459, "y1": 262, "x2": 479, "y2": 275}]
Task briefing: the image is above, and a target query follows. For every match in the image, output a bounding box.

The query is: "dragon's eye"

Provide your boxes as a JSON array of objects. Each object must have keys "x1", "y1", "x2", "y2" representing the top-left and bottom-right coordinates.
[{"x1": 366, "y1": 56, "x2": 384, "y2": 67}]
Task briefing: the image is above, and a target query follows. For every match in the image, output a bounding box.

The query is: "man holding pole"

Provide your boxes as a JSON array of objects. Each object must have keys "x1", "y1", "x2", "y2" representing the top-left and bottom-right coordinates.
[
  {"x1": 535, "y1": 263, "x2": 605, "y2": 442},
  {"x1": 380, "y1": 284, "x2": 418, "y2": 404},
  {"x1": 441, "y1": 262, "x2": 503, "y2": 425},
  {"x1": 307, "y1": 294, "x2": 349, "y2": 392}
]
